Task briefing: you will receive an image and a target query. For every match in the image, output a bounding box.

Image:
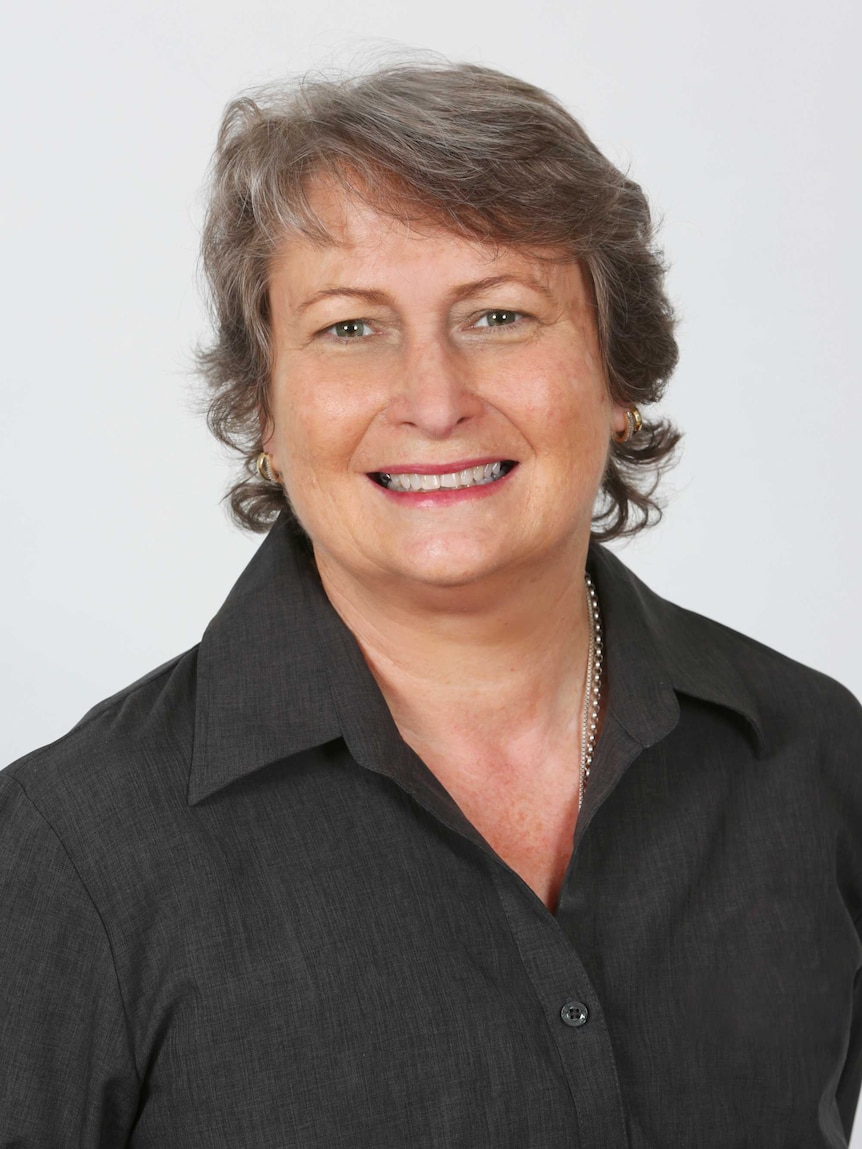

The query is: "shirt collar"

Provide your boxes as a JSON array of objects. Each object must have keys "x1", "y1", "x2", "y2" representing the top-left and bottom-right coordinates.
[
  {"x1": 188, "y1": 515, "x2": 763, "y2": 806},
  {"x1": 188, "y1": 514, "x2": 459, "y2": 811},
  {"x1": 588, "y1": 544, "x2": 764, "y2": 753}
]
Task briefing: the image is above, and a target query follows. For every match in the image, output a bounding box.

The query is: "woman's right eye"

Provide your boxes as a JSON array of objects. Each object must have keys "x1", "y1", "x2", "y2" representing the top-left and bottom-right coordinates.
[{"x1": 325, "y1": 319, "x2": 373, "y2": 339}]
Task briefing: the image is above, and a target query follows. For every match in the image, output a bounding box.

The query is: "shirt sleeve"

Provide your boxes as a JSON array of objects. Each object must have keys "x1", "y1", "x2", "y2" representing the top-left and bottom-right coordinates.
[
  {"x1": 836, "y1": 926, "x2": 862, "y2": 1141},
  {"x1": 0, "y1": 773, "x2": 141, "y2": 1147}
]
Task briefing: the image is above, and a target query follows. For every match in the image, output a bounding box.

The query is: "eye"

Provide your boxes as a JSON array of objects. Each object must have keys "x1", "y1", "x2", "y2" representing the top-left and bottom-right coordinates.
[
  {"x1": 325, "y1": 319, "x2": 374, "y2": 339},
  {"x1": 473, "y1": 310, "x2": 523, "y2": 328}
]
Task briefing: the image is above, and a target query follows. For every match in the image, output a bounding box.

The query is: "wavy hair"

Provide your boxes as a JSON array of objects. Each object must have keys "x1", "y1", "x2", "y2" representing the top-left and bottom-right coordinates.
[{"x1": 197, "y1": 60, "x2": 680, "y2": 540}]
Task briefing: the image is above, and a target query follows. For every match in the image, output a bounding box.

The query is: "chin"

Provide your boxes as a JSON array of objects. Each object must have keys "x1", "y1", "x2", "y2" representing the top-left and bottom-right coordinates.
[{"x1": 381, "y1": 541, "x2": 512, "y2": 590}]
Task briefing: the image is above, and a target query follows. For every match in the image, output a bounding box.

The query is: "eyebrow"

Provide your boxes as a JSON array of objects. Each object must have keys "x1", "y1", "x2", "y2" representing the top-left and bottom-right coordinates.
[
  {"x1": 294, "y1": 274, "x2": 556, "y2": 315},
  {"x1": 295, "y1": 287, "x2": 390, "y2": 315}
]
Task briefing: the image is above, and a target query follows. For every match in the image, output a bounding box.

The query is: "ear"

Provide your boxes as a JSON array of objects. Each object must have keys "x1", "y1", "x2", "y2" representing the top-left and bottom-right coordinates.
[
  {"x1": 258, "y1": 406, "x2": 274, "y2": 455},
  {"x1": 611, "y1": 401, "x2": 629, "y2": 440}
]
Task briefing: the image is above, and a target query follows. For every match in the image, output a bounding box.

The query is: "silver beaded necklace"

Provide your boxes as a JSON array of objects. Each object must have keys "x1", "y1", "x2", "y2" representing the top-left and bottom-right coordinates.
[{"x1": 578, "y1": 573, "x2": 603, "y2": 812}]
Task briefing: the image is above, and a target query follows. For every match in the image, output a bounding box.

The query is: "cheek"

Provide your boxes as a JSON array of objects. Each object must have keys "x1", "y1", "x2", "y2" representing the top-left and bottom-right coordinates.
[
  {"x1": 271, "y1": 380, "x2": 386, "y2": 531},
  {"x1": 276, "y1": 363, "x2": 383, "y2": 448},
  {"x1": 514, "y1": 358, "x2": 610, "y2": 452},
  {"x1": 273, "y1": 376, "x2": 363, "y2": 465}
]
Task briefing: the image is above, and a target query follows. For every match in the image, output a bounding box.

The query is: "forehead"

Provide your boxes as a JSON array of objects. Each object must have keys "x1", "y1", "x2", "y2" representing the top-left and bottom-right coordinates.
[{"x1": 269, "y1": 179, "x2": 588, "y2": 308}]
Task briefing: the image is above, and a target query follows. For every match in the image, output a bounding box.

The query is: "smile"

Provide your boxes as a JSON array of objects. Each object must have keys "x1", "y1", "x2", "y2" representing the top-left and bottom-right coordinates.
[{"x1": 372, "y1": 461, "x2": 516, "y2": 492}]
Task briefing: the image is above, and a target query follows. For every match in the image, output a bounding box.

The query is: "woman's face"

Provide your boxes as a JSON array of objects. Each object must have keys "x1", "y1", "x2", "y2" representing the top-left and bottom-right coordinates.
[{"x1": 264, "y1": 182, "x2": 628, "y2": 595}]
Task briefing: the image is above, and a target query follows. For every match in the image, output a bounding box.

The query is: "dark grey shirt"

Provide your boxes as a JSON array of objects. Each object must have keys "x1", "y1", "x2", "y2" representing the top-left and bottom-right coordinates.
[{"x1": 3, "y1": 515, "x2": 862, "y2": 1147}]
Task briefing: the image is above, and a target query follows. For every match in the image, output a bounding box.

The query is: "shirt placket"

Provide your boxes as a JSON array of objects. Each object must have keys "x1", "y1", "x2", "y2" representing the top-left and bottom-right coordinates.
[
  {"x1": 491, "y1": 866, "x2": 630, "y2": 1148},
  {"x1": 484, "y1": 726, "x2": 650, "y2": 1148}
]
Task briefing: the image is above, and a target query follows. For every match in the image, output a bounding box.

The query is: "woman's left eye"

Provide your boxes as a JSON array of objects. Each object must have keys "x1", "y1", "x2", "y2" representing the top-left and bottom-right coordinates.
[
  {"x1": 326, "y1": 319, "x2": 373, "y2": 338},
  {"x1": 473, "y1": 310, "x2": 523, "y2": 328}
]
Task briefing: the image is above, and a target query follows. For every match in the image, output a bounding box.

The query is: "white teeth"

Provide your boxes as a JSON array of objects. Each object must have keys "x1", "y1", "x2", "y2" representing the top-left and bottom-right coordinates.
[{"x1": 381, "y1": 463, "x2": 510, "y2": 492}]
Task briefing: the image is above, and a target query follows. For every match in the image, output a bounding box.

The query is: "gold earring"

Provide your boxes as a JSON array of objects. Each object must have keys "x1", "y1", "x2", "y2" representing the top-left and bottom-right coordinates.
[
  {"x1": 256, "y1": 451, "x2": 281, "y2": 484},
  {"x1": 613, "y1": 407, "x2": 643, "y2": 445}
]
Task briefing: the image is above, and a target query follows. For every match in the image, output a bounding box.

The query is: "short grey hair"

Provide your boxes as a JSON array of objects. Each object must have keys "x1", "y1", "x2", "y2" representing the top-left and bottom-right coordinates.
[{"x1": 197, "y1": 60, "x2": 680, "y2": 540}]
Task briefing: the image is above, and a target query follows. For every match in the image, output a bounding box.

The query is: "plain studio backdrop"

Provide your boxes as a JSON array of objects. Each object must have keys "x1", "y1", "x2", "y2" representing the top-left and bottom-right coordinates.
[{"x1": 2, "y1": 0, "x2": 861, "y2": 1128}]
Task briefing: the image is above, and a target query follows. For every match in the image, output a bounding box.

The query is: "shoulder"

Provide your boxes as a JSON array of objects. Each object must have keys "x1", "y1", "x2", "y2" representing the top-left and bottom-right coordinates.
[
  {"x1": 2, "y1": 646, "x2": 200, "y2": 865},
  {"x1": 669, "y1": 591, "x2": 858, "y2": 714},
  {"x1": 670, "y1": 594, "x2": 860, "y2": 743},
  {"x1": 591, "y1": 542, "x2": 862, "y2": 754}
]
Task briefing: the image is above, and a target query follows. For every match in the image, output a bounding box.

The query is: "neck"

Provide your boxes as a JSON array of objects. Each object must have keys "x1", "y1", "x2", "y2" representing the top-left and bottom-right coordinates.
[{"x1": 313, "y1": 538, "x2": 594, "y2": 760}]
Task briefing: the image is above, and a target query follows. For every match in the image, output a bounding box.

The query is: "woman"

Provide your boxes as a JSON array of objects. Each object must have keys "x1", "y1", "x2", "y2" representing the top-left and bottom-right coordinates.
[{"x1": 3, "y1": 61, "x2": 861, "y2": 1148}]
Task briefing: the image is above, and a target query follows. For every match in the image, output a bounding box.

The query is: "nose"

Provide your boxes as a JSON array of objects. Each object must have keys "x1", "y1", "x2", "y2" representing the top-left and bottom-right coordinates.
[{"x1": 387, "y1": 338, "x2": 482, "y2": 439}]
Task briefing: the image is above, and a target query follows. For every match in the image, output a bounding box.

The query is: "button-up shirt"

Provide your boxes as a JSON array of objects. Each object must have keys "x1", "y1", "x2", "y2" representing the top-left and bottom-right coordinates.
[{"x1": 3, "y1": 515, "x2": 862, "y2": 1147}]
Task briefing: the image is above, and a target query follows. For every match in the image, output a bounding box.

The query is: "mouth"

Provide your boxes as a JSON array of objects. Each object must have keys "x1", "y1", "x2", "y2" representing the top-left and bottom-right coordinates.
[{"x1": 370, "y1": 460, "x2": 517, "y2": 493}]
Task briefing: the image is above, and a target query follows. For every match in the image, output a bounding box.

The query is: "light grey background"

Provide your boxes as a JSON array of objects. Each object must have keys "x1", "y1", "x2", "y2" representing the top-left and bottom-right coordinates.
[{"x1": 1, "y1": 0, "x2": 861, "y2": 1136}]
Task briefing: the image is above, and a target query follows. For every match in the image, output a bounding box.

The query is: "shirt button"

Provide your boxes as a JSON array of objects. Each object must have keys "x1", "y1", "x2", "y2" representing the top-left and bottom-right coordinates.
[{"x1": 560, "y1": 1000, "x2": 589, "y2": 1027}]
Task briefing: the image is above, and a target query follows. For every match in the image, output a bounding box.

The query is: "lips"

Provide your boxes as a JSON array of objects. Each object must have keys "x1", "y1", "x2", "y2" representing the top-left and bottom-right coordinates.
[{"x1": 370, "y1": 460, "x2": 517, "y2": 492}]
